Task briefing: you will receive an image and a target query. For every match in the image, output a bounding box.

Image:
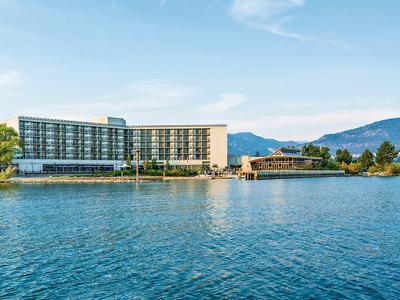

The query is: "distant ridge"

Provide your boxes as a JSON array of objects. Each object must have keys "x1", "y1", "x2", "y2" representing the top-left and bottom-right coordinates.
[
  {"x1": 228, "y1": 118, "x2": 400, "y2": 156},
  {"x1": 228, "y1": 132, "x2": 300, "y2": 156},
  {"x1": 312, "y1": 118, "x2": 400, "y2": 154}
]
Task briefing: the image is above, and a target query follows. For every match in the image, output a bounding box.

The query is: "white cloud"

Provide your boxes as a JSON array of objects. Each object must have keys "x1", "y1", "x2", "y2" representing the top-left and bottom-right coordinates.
[
  {"x1": 0, "y1": 70, "x2": 27, "y2": 87},
  {"x1": 23, "y1": 79, "x2": 198, "y2": 121},
  {"x1": 230, "y1": 0, "x2": 307, "y2": 41},
  {"x1": 200, "y1": 93, "x2": 248, "y2": 115},
  {"x1": 231, "y1": 0, "x2": 304, "y2": 19},
  {"x1": 122, "y1": 79, "x2": 196, "y2": 108},
  {"x1": 0, "y1": 70, "x2": 29, "y2": 96}
]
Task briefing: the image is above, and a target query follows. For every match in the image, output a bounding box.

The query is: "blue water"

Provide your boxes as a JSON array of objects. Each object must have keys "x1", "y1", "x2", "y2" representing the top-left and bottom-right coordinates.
[{"x1": 1, "y1": 178, "x2": 400, "y2": 298}]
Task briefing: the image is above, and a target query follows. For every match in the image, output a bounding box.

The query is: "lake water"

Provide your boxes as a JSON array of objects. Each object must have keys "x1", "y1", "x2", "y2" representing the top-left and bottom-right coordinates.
[{"x1": 1, "y1": 178, "x2": 400, "y2": 298}]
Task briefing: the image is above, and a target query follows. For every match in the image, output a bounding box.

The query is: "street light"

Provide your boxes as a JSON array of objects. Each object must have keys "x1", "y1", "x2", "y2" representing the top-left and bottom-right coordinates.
[{"x1": 135, "y1": 149, "x2": 140, "y2": 183}]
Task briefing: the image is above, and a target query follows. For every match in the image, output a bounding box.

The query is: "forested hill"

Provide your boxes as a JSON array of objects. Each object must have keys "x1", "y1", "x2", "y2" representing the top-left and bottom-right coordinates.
[
  {"x1": 312, "y1": 118, "x2": 400, "y2": 154},
  {"x1": 228, "y1": 132, "x2": 300, "y2": 156}
]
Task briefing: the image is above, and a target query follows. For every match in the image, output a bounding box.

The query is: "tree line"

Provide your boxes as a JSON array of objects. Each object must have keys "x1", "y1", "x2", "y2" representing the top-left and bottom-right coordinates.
[
  {"x1": 302, "y1": 140, "x2": 400, "y2": 175},
  {"x1": 0, "y1": 124, "x2": 20, "y2": 181}
]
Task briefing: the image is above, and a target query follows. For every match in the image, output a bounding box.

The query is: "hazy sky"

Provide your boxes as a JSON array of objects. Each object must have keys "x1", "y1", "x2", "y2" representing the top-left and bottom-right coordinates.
[{"x1": 1, "y1": 0, "x2": 400, "y2": 140}]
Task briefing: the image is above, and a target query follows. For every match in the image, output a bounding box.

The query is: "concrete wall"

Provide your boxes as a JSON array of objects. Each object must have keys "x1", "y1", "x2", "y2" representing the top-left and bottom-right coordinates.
[
  {"x1": 93, "y1": 116, "x2": 127, "y2": 126},
  {"x1": 209, "y1": 126, "x2": 227, "y2": 169}
]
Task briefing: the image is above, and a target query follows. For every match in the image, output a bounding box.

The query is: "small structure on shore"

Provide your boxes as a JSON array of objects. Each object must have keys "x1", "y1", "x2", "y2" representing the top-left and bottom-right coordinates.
[
  {"x1": 248, "y1": 147, "x2": 322, "y2": 171},
  {"x1": 239, "y1": 147, "x2": 344, "y2": 180}
]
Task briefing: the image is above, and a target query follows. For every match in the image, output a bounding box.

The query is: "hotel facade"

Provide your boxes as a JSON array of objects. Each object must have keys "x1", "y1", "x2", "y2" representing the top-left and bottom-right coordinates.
[{"x1": 3, "y1": 116, "x2": 227, "y2": 174}]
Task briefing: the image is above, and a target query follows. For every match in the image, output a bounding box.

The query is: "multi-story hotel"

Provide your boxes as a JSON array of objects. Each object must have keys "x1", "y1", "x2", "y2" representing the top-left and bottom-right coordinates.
[{"x1": 3, "y1": 116, "x2": 227, "y2": 174}]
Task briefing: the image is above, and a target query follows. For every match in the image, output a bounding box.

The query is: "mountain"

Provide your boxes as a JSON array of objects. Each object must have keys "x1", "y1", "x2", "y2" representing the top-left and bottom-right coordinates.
[
  {"x1": 228, "y1": 132, "x2": 300, "y2": 156},
  {"x1": 313, "y1": 118, "x2": 400, "y2": 154}
]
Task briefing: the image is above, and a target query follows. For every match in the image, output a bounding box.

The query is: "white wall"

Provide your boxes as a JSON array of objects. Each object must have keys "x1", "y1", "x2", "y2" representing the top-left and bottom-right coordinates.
[{"x1": 209, "y1": 126, "x2": 228, "y2": 169}]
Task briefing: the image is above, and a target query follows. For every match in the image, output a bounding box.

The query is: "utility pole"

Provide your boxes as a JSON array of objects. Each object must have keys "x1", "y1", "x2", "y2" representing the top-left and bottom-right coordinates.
[{"x1": 135, "y1": 149, "x2": 140, "y2": 183}]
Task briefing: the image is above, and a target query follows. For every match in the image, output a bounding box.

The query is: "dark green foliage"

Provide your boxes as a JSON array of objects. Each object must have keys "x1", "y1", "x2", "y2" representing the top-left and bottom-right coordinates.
[
  {"x1": 321, "y1": 160, "x2": 339, "y2": 170},
  {"x1": 151, "y1": 159, "x2": 157, "y2": 170},
  {"x1": 358, "y1": 149, "x2": 374, "y2": 170},
  {"x1": 0, "y1": 124, "x2": 20, "y2": 167},
  {"x1": 302, "y1": 144, "x2": 333, "y2": 169},
  {"x1": 125, "y1": 154, "x2": 132, "y2": 169},
  {"x1": 165, "y1": 168, "x2": 198, "y2": 177},
  {"x1": 302, "y1": 144, "x2": 331, "y2": 159},
  {"x1": 142, "y1": 169, "x2": 163, "y2": 176},
  {"x1": 107, "y1": 170, "x2": 133, "y2": 177},
  {"x1": 375, "y1": 140, "x2": 399, "y2": 165},
  {"x1": 335, "y1": 149, "x2": 352, "y2": 164}
]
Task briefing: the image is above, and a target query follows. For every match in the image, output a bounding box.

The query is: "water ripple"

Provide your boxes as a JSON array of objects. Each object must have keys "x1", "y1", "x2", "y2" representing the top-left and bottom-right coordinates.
[{"x1": 1, "y1": 178, "x2": 400, "y2": 298}]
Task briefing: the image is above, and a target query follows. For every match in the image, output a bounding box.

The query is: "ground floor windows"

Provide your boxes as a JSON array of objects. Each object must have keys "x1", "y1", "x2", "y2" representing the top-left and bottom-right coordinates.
[{"x1": 42, "y1": 164, "x2": 114, "y2": 174}]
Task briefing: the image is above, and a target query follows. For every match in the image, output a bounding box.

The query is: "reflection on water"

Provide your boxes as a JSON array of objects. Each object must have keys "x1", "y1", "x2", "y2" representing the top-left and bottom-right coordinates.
[
  {"x1": 269, "y1": 180, "x2": 298, "y2": 225},
  {"x1": 1, "y1": 178, "x2": 400, "y2": 298},
  {"x1": 204, "y1": 180, "x2": 231, "y2": 235}
]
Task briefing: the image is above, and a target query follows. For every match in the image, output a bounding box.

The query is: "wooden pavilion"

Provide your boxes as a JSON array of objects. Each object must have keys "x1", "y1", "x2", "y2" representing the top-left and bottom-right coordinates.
[{"x1": 249, "y1": 147, "x2": 322, "y2": 171}]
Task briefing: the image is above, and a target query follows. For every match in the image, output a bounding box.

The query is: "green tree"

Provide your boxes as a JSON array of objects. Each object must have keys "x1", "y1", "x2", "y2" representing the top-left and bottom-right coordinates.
[
  {"x1": 302, "y1": 144, "x2": 333, "y2": 168},
  {"x1": 0, "y1": 124, "x2": 20, "y2": 167},
  {"x1": 375, "y1": 141, "x2": 399, "y2": 165},
  {"x1": 125, "y1": 154, "x2": 132, "y2": 169},
  {"x1": 254, "y1": 151, "x2": 261, "y2": 157},
  {"x1": 151, "y1": 158, "x2": 157, "y2": 170},
  {"x1": 143, "y1": 159, "x2": 150, "y2": 170},
  {"x1": 335, "y1": 149, "x2": 352, "y2": 164},
  {"x1": 301, "y1": 144, "x2": 321, "y2": 157},
  {"x1": 164, "y1": 160, "x2": 170, "y2": 170},
  {"x1": 347, "y1": 162, "x2": 362, "y2": 175},
  {"x1": 358, "y1": 149, "x2": 374, "y2": 170}
]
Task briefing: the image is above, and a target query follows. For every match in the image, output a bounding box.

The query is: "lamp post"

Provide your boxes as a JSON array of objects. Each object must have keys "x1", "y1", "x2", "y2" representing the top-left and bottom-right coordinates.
[
  {"x1": 135, "y1": 149, "x2": 140, "y2": 183},
  {"x1": 163, "y1": 160, "x2": 166, "y2": 178}
]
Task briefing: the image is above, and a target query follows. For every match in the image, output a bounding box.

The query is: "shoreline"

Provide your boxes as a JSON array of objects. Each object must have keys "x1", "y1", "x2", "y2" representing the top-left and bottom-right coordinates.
[
  {"x1": 2, "y1": 173, "x2": 399, "y2": 184},
  {"x1": 4, "y1": 175, "x2": 215, "y2": 184}
]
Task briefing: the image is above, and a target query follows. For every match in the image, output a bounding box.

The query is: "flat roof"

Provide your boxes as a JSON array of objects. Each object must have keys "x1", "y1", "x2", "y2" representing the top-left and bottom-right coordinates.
[{"x1": 16, "y1": 116, "x2": 227, "y2": 128}]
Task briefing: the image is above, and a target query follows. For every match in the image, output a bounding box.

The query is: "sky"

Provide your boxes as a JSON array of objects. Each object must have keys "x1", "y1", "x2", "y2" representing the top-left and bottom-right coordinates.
[{"x1": 1, "y1": 0, "x2": 400, "y2": 141}]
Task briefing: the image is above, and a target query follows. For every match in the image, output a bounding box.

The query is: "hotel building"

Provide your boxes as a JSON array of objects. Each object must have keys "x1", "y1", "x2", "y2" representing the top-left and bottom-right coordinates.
[{"x1": 3, "y1": 116, "x2": 227, "y2": 174}]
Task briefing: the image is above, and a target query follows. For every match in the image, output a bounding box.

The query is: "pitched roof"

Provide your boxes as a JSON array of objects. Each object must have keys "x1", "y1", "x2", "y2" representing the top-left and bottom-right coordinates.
[{"x1": 249, "y1": 147, "x2": 322, "y2": 163}]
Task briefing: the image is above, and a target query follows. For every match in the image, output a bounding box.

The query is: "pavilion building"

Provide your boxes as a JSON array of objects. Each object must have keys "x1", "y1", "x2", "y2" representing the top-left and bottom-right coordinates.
[{"x1": 243, "y1": 147, "x2": 322, "y2": 172}]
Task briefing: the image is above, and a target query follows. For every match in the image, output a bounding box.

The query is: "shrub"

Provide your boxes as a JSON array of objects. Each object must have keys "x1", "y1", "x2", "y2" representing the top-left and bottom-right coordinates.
[
  {"x1": 107, "y1": 170, "x2": 133, "y2": 177},
  {"x1": 347, "y1": 162, "x2": 362, "y2": 175},
  {"x1": 339, "y1": 162, "x2": 348, "y2": 173},
  {"x1": 314, "y1": 160, "x2": 339, "y2": 170},
  {"x1": 368, "y1": 165, "x2": 380, "y2": 174},
  {"x1": 142, "y1": 169, "x2": 163, "y2": 176},
  {"x1": 384, "y1": 163, "x2": 400, "y2": 176},
  {"x1": 0, "y1": 166, "x2": 15, "y2": 182},
  {"x1": 339, "y1": 162, "x2": 361, "y2": 175},
  {"x1": 165, "y1": 168, "x2": 198, "y2": 177}
]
